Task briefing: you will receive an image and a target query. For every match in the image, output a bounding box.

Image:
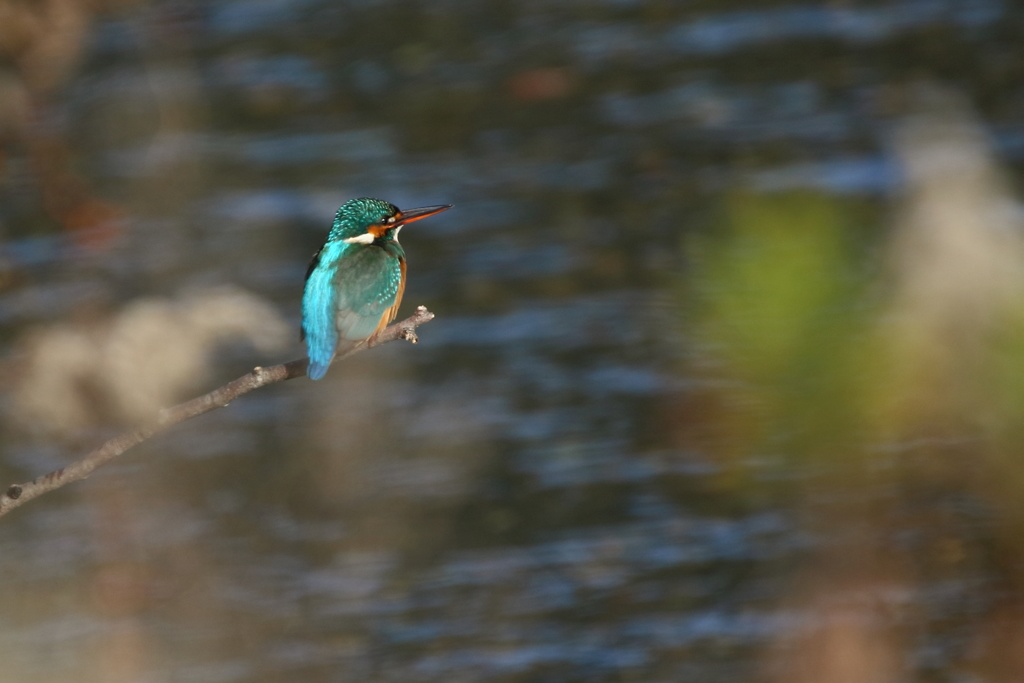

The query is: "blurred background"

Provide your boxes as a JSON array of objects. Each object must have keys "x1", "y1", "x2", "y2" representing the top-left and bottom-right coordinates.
[{"x1": 0, "y1": 0, "x2": 1023, "y2": 681}]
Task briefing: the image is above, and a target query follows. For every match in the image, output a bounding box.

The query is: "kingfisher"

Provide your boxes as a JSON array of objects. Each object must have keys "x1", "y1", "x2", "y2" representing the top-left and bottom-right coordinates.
[{"x1": 302, "y1": 197, "x2": 451, "y2": 380}]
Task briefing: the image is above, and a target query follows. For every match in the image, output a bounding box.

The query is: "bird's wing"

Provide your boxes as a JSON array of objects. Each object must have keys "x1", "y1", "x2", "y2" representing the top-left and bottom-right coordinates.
[{"x1": 331, "y1": 245, "x2": 404, "y2": 342}]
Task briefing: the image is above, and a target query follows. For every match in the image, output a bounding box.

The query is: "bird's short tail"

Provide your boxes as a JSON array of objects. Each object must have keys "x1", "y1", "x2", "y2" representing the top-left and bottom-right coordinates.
[
  {"x1": 307, "y1": 361, "x2": 330, "y2": 380},
  {"x1": 306, "y1": 339, "x2": 359, "y2": 380}
]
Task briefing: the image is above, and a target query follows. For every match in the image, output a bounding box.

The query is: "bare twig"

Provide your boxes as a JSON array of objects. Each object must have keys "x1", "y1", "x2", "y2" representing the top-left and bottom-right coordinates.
[{"x1": 0, "y1": 305, "x2": 436, "y2": 519}]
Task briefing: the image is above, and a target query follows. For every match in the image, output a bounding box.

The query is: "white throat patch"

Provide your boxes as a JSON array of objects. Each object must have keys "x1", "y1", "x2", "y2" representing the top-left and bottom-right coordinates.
[{"x1": 343, "y1": 233, "x2": 376, "y2": 245}]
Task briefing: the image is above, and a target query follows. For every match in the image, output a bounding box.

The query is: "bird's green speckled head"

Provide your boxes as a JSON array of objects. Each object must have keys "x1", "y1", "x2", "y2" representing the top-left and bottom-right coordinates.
[
  {"x1": 326, "y1": 197, "x2": 453, "y2": 246},
  {"x1": 327, "y1": 198, "x2": 399, "y2": 242}
]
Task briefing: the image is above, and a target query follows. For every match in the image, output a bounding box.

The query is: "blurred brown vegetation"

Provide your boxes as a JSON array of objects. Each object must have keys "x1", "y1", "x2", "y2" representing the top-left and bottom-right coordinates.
[{"x1": 0, "y1": 0, "x2": 149, "y2": 249}]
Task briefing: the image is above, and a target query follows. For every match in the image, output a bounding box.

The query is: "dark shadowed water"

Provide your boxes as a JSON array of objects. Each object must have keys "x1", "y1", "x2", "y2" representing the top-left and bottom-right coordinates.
[{"x1": 0, "y1": 1, "x2": 1023, "y2": 681}]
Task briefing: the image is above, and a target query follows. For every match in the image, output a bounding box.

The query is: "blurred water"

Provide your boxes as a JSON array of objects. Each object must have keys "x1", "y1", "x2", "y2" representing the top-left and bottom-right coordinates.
[{"x1": 0, "y1": 1, "x2": 1021, "y2": 681}]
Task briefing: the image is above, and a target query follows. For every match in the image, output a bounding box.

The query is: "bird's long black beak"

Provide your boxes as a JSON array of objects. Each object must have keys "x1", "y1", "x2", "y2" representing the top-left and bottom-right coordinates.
[{"x1": 395, "y1": 204, "x2": 452, "y2": 225}]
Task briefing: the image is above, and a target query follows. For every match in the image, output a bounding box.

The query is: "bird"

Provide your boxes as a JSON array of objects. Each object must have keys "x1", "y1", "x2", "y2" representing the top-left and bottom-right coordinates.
[{"x1": 302, "y1": 197, "x2": 451, "y2": 380}]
